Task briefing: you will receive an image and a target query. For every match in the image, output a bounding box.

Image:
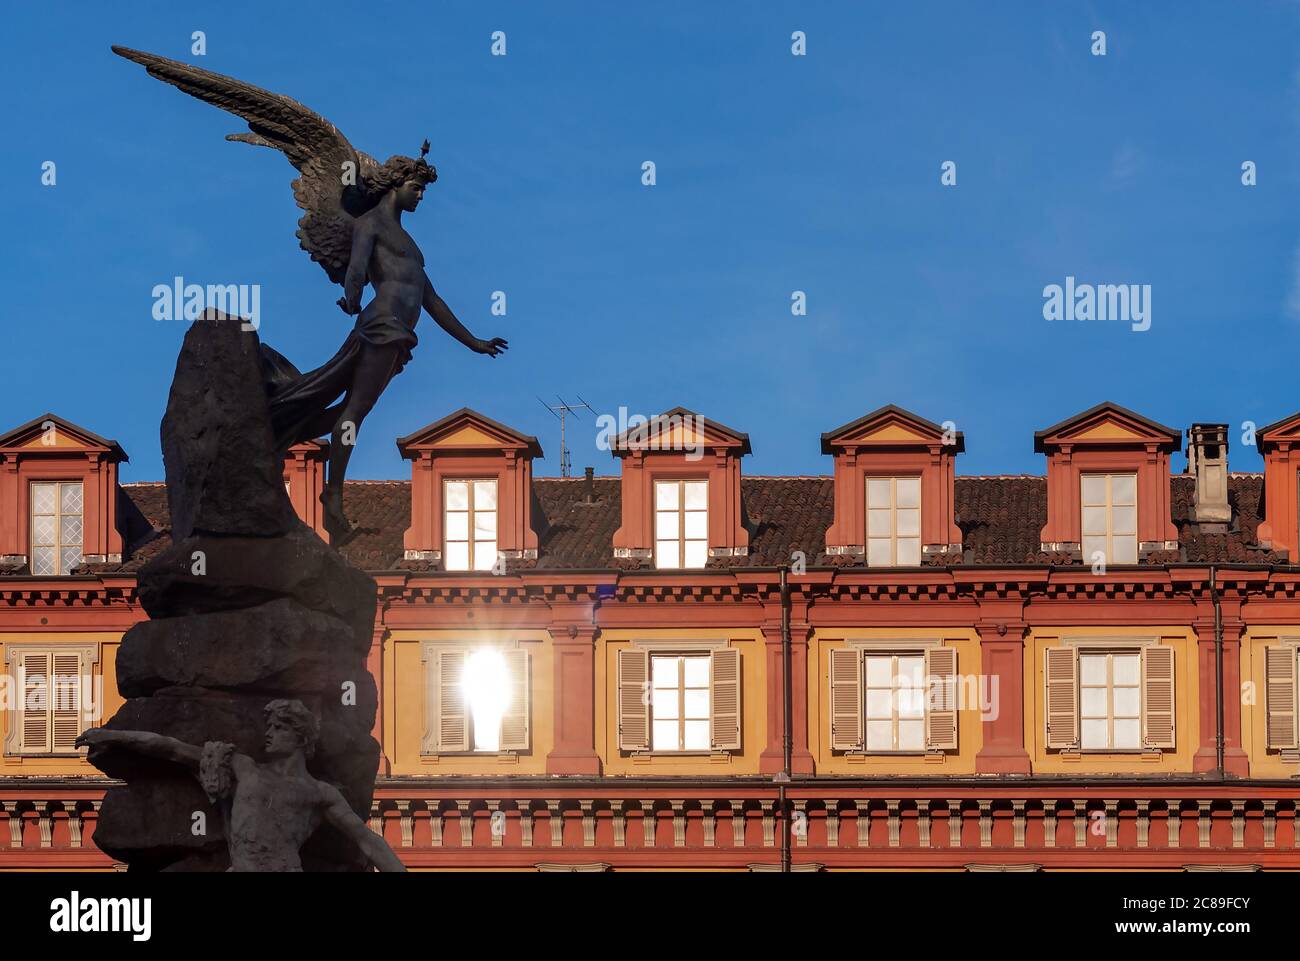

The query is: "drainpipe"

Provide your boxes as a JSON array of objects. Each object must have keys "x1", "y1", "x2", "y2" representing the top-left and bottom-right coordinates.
[
  {"x1": 1210, "y1": 565, "x2": 1224, "y2": 777},
  {"x1": 779, "y1": 565, "x2": 792, "y2": 873}
]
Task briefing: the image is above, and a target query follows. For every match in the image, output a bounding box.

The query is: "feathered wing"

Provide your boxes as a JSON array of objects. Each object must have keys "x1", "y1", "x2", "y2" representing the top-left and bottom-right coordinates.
[{"x1": 112, "y1": 45, "x2": 379, "y2": 285}]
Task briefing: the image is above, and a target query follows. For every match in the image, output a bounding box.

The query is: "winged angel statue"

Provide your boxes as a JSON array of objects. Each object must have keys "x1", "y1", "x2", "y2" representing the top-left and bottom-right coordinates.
[{"x1": 113, "y1": 47, "x2": 509, "y2": 542}]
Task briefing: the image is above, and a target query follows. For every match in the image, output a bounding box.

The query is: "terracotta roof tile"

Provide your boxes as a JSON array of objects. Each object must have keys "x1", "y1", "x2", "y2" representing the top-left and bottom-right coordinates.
[{"x1": 76, "y1": 473, "x2": 1286, "y2": 575}]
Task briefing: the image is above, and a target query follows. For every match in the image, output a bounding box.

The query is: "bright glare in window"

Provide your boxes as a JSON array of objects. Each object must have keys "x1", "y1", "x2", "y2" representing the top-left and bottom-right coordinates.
[{"x1": 463, "y1": 648, "x2": 509, "y2": 752}]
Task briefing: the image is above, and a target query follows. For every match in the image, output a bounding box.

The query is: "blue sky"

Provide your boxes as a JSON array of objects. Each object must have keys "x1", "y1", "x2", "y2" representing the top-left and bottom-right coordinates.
[{"x1": 5, "y1": 1, "x2": 1300, "y2": 482}]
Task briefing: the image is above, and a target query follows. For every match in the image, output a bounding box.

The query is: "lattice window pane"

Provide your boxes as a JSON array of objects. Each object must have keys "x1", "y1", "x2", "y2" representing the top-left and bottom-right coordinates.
[
  {"x1": 62, "y1": 515, "x2": 83, "y2": 545},
  {"x1": 60, "y1": 547, "x2": 81, "y2": 574},
  {"x1": 31, "y1": 484, "x2": 56, "y2": 515},
  {"x1": 61, "y1": 484, "x2": 83, "y2": 513},
  {"x1": 31, "y1": 547, "x2": 56, "y2": 576},
  {"x1": 32, "y1": 516, "x2": 56, "y2": 546}
]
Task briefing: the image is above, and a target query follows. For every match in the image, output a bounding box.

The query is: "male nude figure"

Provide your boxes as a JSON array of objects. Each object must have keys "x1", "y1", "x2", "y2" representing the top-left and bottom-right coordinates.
[
  {"x1": 316, "y1": 162, "x2": 508, "y2": 539},
  {"x1": 76, "y1": 699, "x2": 405, "y2": 872}
]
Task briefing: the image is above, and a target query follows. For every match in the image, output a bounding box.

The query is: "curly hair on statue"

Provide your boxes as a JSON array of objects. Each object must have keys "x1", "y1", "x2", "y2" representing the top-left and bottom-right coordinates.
[
  {"x1": 368, "y1": 153, "x2": 438, "y2": 196},
  {"x1": 263, "y1": 699, "x2": 321, "y2": 758}
]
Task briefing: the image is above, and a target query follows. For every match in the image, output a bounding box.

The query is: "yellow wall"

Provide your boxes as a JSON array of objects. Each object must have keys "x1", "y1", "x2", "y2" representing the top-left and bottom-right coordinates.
[
  {"x1": 808, "y1": 628, "x2": 982, "y2": 774},
  {"x1": 1024, "y1": 626, "x2": 1198, "y2": 773},
  {"x1": 384, "y1": 629, "x2": 552, "y2": 776},
  {"x1": 1240, "y1": 627, "x2": 1300, "y2": 778},
  {"x1": 0, "y1": 633, "x2": 123, "y2": 776},
  {"x1": 598, "y1": 628, "x2": 766, "y2": 775}
]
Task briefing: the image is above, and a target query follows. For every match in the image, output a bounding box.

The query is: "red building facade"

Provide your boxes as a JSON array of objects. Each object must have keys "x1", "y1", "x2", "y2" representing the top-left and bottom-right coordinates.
[{"x1": 1, "y1": 402, "x2": 1299, "y2": 871}]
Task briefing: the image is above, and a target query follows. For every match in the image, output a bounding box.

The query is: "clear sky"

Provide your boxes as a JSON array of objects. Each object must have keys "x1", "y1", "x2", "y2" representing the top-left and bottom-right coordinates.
[{"x1": 5, "y1": 1, "x2": 1300, "y2": 482}]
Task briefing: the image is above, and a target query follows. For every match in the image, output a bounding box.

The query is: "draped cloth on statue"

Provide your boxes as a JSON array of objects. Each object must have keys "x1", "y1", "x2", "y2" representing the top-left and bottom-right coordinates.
[{"x1": 260, "y1": 311, "x2": 419, "y2": 452}]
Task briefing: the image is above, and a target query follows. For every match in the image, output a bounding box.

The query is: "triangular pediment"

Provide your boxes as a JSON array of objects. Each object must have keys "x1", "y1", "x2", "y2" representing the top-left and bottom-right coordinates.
[
  {"x1": 0, "y1": 413, "x2": 127, "y2": 460},
  {"x1": 1256, "y1": 410, "x2": 1300, "y2": 452},
  {"x1": 1034, "y1": 402, "x2": 1180, "y2": 453},
  {"x1": 821, "y1": 405, "x2": 962, "y2": 453},
  {"x1": 397, "y1": 408, "x2": 543, "y2": 458},
  {"x1": 612, "y1": 408, "x2": 751, "y2": 456}
]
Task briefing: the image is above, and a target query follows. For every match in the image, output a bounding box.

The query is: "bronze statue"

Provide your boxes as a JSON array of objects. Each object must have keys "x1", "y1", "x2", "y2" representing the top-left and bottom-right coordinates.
[
  {"x1": 112, "y1": 46, "x2": 508, "y2": 541},
  {"x1": 77, "y1": 699, "x2": 406, "y2": 872}
]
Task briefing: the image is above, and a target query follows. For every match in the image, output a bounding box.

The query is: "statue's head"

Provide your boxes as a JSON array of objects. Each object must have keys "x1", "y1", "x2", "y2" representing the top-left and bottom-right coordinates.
[
  {"x1": 372, "y1": 140, "x2": 437, "y2": 212},
  {"x1": 263, "y1": 699, "x2": 319, "y2": 760}
]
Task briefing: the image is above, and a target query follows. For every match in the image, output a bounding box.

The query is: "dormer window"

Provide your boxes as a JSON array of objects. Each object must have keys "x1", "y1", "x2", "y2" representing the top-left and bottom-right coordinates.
[
  {"x1": 1034, "y1": 402, "x2": 1179, "y2": 558},
  {"x1": 1255, "y1": 411, "x2": 1300, "y2": 561},
  {"x1": 1080, "y1": 473, "x2": 1137, "y2": 565},
  {"x1": 866, "y1": 476, "x2": 921, "y2": 567},
  {"x1": 610, "y1": 408, "x2": 751, "y2": 565},
  {"x1": 397, "y1": 408, "x2": 543, "y2": 569},
  {"x1": 654, "y1": 479, "x2": 708, "y2": 569},
  {"x1": 0, "y1": 414, "x2": 126, "y2": 575},
  {"x1": 30, "y1": 481, "x2": 83, "y2": 576},
  {"x1": 444, "y1": 479, "x2": 498, "y2": 572},
  {"x1": 822, "y1": 406, "x2": 963, "y2": 562}
]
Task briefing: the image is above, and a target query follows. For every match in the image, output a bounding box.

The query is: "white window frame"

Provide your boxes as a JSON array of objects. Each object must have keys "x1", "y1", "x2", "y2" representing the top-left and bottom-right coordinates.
[
  {"x1": 29, "y1": 480, "x2": 84, "y2": 576},
  {"x1": 654, "y1": 479, "x2": 708, "y2": 570},
  {"x1": 443, "y1": 478, "x2": 499, "y2": 573},
  {"x1": 649, "y1": 653, "x2": 711, "y2": 752},
  {"x1": 865, "y1": 476, "x2": 921, "y2": 567},
  {"x1": 1078, "y1": 650, "x2": 1142, "y2": 751},
  {"x1": 863, "y1": 651, "x2": 927, "y2": 752},
  {"x1": 1080, "y1": 473, "x2": 1137, "y2": 565}
]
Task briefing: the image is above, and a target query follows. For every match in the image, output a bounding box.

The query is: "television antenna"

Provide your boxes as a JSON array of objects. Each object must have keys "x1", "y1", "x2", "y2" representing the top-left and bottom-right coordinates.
[{"x1": 539, "y1": 395, "x2": 594, "y2": 478}]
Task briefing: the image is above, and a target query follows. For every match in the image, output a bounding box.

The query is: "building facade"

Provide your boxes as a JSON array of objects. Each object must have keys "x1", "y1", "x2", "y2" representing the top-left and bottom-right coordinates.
[{"x1": 2, "y1": 402, "x2": 1300, "y2": 871}]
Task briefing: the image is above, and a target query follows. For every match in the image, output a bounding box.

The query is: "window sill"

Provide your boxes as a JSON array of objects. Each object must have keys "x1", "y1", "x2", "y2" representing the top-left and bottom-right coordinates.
[
  {"x1": 1, "y1": 753, "x2": 88, "y2": 761},
  {"x1": 420, "y1": 751, "x2": 522, "y2": 764},
  {"x1": 1057, "y1": 749, "x2": 1166, "y2": 760},
  {"x1": 629, "y1": 750, "x2": 735, "y2": 762}
]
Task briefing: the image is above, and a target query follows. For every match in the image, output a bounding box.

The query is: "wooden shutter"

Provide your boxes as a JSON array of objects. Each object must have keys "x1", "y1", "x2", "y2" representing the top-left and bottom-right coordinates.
[
  {"x1": 436, "y1": 650, "x2": 468, "y2": 753},
  {"x1": 829, "y1": 648, "x2": 863, "y2": 751},
  {"x1": 1044, "y1": 647, "x2": 1079, "y2": 750},
  {"x1": 51, "y1": 652, "x2": 84, "y2": 752},
  {"x1": 1265, "y1": 646, "x2": 1299, "y2": 751},
  {"x1": 709, "y1": 648, "x2": 741, "y2": 751},
  {"x1": 18, "y1": 651, "x2": 51, "y2": 754},
  {"x1": 1141, "y1": 645, "x2": 1175, "y2": 749},
  {"x1": 924, "y1": 646, "x2": 958, "y2": 751},
  {"x1": 617, "y1": 649, "x2": 650, "y2": 751},
  {"x1": 499, "y1": 649, "x2": 530, "y2": 751}
]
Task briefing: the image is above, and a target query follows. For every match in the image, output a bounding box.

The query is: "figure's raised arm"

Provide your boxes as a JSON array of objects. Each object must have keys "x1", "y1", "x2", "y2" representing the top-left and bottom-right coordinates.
[
  {"x1": 320, "y1": 783, "x2": 406, "y2": 872},
  {"x1": 338, "y1": 220, "x2": 377, "y2": 316},
  {"x1": 75, "y1": 728, "x2": 202, "y2": 771},
  {"x1": 423, "y1": 276, "x2": 508, "y2": 357}
]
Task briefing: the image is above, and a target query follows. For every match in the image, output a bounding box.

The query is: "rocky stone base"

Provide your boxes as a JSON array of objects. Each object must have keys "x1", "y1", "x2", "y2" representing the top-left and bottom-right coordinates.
[{"x1": 88, "y1": 313, "x2": 380, "y2": 871}]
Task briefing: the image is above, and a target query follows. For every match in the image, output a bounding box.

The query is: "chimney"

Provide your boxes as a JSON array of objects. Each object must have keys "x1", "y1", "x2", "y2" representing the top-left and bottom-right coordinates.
[
  {"x1": 583, "y1": 466, "x2": 595, "y2": 503},
  {"x1": 1187, "y1": 423, "x2": 1230, "y2": 529}
]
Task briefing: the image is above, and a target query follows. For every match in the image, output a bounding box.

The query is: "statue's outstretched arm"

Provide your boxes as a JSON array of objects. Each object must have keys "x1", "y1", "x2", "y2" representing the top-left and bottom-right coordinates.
[
  {"x1": 320, "y1": 783, "x2": 406, "y2": 872},
  {"x1": 423, "y1": 277, "x2": 508, "y2": 358},
  {"x1": 338, "y1": 222, "x2": 376, "y2": 316},
  {"x1": 75, "y1": 728, "x2": 202, "y2": 771}
]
